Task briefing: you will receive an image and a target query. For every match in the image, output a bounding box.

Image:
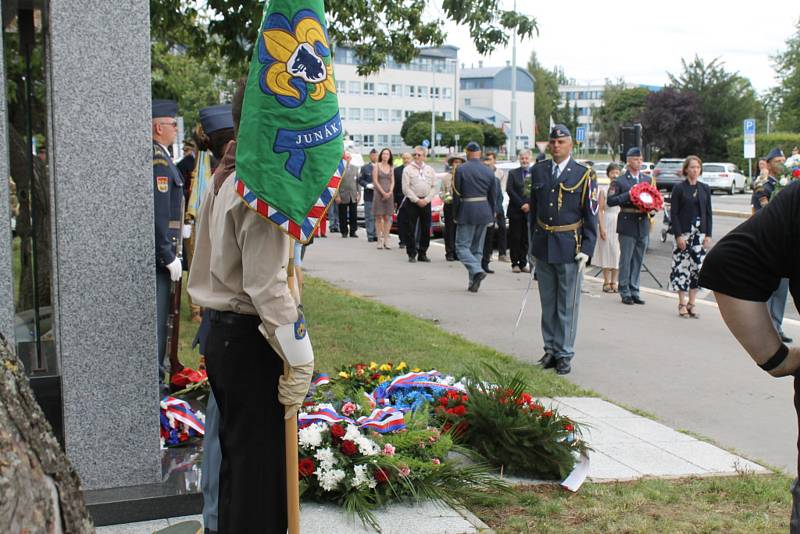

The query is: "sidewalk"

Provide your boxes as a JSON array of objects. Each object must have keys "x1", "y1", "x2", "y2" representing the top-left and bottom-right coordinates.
[{"x1": 304, "y1": 233, "x2": 797, "y2": 474}]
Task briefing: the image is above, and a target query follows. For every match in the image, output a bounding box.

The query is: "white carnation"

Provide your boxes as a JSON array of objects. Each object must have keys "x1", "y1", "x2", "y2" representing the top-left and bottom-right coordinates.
[
  {"x1": 343, "y1": 424, "x2": 362, "y2": 442},
  {"x1": 315, "y1": 466, "x2": 346, "y2": 491},
  {"x1": 355, "y1": 436, "x2": 380, "y2": 456},
  {"x1": 298, "y1": 423, "x2": 326, "y2": 450},
  {"x1": 314, "y1": 447, "x2": 337, "y2": 470}
]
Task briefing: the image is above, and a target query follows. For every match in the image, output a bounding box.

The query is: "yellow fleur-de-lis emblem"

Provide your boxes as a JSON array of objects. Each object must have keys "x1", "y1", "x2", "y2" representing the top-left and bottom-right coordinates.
[{"x1": 259, "y1": 10, "x2": 336, "y2": 108}]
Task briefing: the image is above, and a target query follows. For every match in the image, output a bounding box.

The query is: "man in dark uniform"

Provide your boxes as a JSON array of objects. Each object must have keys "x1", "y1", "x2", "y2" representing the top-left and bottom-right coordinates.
[
  {"x1": 607, "y1": 147, "x2": 651, "y2": 305},
  {"x1": 152, "y1": 99, "x2": 184, "y2": 389},
  {"x1": 506, "y1": 149, "x2": 533, "y2": 273},
  {"x1": 453, "y1": 142, "x2": 497, "y2": 292},
  {"x1": 753, "y1": 147, "x2": 792, "y2": 342},
  {"x1": 394, "y1": 152, "x2": 411, "y2": 247},
  {"x1": 359, "y1": 148, "x2": 378, "y2": 241},
  {"x1": 531, "y1": 125, "x2": 597, "y2": 375}
]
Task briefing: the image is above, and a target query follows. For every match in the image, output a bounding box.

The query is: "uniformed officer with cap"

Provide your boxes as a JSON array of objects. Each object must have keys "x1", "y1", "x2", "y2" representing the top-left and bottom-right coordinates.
[
  {"x1": 152, "y1": 99, "x2": 184, "y2": 388},
  {"x1": 531, "y1": 125, "x2": 598, "y2": 375},
  {"x1": 453, "y1": 141, "x2": 497, "y2": 292},
  {"x1": 753, "y1": 146, "x2": 792, "y2": 343},
  {"x1": 607, "y1": 146, "x2": 651, "y2": 305}
]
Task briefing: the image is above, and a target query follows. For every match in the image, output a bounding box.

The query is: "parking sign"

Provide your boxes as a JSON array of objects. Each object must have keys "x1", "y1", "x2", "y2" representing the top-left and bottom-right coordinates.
[
  {"x1": 743, "y1": 119, "x2": 756, "y2": 159},
  {"x1": 575, "y1": 126, "x2": 586, "y2": 143}
]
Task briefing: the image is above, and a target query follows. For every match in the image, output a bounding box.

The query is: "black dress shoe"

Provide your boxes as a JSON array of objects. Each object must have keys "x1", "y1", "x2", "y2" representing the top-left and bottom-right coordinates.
[
  {"x1": 621, "y1": 296, "x2": 634, "y2": 305},
  {"x1": 468, "y1": 272, "x2": 487, "y2": 292},
  {"x1": 368, "y1": 237, "x2": 378, "y2": 242},
  {"x1": 556, "y1": 358, "x2": 571, "y2": 375},
  {"x1": 781, "y1": 334, "x2": 793, "y2": 343},
  {"x1": 418, "y1": 255, "x2": 431, "y2": 262},
  {"x1": 408, "y1": 256, "x2": 417, "y2": 263},
  {"x1": 341, "y1": 234, "x2": 348, "y2": 238},
  {"x1": 350, "y1": 233, "x2": 358, "y2": 238},
  {"x1": 538, "y1": 353, "x2": 556, "y2": 369},
  {"x1": 482, "y1": 265, "x2": 495, "y2": 274},
  {"x1": 632, "y1": 296, "x2": 646, "y2": 305},
  {"x1": 445, "y1": 255, "x2": 456, "y2": 261}
]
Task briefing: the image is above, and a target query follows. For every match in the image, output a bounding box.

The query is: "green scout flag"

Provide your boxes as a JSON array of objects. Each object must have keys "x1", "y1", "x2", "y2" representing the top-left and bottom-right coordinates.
[{"x1": 235, "y1": 0, "x2": 343, "y2": 243}]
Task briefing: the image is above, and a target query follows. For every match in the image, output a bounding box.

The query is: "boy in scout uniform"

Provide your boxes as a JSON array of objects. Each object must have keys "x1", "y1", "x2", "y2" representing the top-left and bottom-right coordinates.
[
  {"x1": 188, "y1": 83, "x2": 314, "y2": 533},
  {"x1": 152, "y1": 99, "x2": 184, "y2": 390},
  {"x1": 531, "y1": 125, "x2": 597, "y2": 375}
]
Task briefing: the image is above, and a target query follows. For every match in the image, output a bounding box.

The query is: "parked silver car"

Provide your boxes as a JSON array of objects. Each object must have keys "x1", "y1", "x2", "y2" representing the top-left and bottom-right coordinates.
[{"x1": 701, "y1": 163, "x2": 747, "y2": 195}]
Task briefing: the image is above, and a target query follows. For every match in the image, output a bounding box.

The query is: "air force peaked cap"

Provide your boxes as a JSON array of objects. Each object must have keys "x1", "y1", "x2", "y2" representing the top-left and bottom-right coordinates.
[
  {"x1": 152, "y1": 99, "x2": 178, "y2": 119},
  {"x1": 766, "y1": 147, "x2": 785, "y2": 161},
  {"x1": 626, "y1": 146, "x2": 642, "y2": 158},
  {"x1": 465, "y1": 141, "x2": 481, "y2": 152},
  {"x1": 549, "y1": 124, "x2": 571, "y2": 139},
  {"x1": 199, "y1": 104, "x2": 234, "y2": 134}
]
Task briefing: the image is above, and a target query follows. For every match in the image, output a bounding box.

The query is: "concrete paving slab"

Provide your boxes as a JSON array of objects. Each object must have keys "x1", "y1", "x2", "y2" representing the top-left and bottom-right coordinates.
[
  {"x1": 577, "y1": 419, "x2": 644, "y2": 446},
  {"x1": 98, "y1": 502, "x2": 478, "y2": 534},
  {"x1": 585, "y1": 450, "x2": 641, "y2": 481},
  {"x1": 96, "y1": 519, "x2": 170, "y2": 533},
  {"x1": 600, "y1": 442, "x2": 709, "y2": 477},
  {"x1": 655, "y1": 440, "x2": 769, "y2": 475},
  {"x1": 553, "y1": 397, "x2": 646, "y2": 419},
  {"x1": 602, "y1": 417, "x2": 698, "y2": 443}
]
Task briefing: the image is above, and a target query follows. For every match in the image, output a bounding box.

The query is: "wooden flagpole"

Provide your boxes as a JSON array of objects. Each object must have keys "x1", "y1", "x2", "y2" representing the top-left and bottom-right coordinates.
[{"x1": 285, "y1": 240, "x2": 301, "y2": 534}]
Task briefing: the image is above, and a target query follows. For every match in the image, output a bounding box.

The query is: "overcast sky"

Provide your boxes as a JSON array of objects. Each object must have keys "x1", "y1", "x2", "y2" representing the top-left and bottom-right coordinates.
[{"x1": 438, "y1": 1, "x2": 798, "y2": 93}]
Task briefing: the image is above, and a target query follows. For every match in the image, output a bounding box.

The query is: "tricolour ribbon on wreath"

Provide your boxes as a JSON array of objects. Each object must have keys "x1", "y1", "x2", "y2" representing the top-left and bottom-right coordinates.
[
  {"x1": 161, "y1": 396, "x2": 206, "y2": 435},
  {"x1": 299, "y1": 405, "x2": 406, "y2": 434},
  {"x1": 368, "y1": 370, "x2": 466, "y2": 407}
]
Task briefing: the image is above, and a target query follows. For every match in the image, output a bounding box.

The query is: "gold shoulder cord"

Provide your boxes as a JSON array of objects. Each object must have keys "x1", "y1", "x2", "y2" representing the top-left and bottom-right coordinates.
[{"x1": 558, "y1": 169, "x2": 591, "y2": 211}]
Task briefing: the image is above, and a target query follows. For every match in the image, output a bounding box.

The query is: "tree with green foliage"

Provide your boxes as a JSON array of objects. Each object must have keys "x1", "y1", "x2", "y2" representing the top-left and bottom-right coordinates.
[
  {"x1": 594, "y1": 81, "x2": 649, "y2": 157},
  {"x1": 641, "y1": 88, "x2": 705, "y2": 157},
  {"x1": 527, "y1": 51, "x2": 563, "y2": 141},
  {"x1": 668, "y1": 56, "x2": 764, "y2": 160},
  {"x1": 773, "y1": 18, "x2": 800, "y2": 132},
  {"x1": 481, "y1": 123, "x2": 507, "y2": 149},
  {"x1": 151, "y1": 42, "x2": 232, "y2": 134},
  {"x1": 400, "y1": 112, "x2": 444, "y2": 145},
  {"x1": 405, "y1": 121, "x2": 484, "y2": 149},
  {"x1": 150, "y1": 0, "x2": 537, "y2": 77}
]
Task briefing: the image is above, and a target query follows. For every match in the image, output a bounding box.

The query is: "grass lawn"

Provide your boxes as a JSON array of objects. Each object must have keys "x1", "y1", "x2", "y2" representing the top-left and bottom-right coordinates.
[{"x1": 176, "y1": 276, "x2": 793, "y2": 531}]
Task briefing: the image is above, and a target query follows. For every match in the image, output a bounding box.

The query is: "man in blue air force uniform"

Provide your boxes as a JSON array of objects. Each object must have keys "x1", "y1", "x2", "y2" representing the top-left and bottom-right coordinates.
[
  {"x1": 607, "y1": 147, "x2": 651, "y2": 305},
  {"x1": 530, "y1": 125, "x2": 598, "y2": 375},
  {"x1": 152, "y1": 99, "x2": 185, "y2": 389},
  {"x1": 453, "y1": 141, "x2": 497, "y2": 293}
]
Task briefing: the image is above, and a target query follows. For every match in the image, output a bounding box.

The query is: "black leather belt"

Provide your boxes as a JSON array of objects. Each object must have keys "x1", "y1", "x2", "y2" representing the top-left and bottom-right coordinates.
[{"x1": 208, "y1": 309, "x2": 260, "y2": 327}]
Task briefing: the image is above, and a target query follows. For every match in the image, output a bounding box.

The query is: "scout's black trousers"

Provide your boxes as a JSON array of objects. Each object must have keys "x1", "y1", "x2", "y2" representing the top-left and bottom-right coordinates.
[
  {"x1": 402, "y1": 201, "x2": 431, "y2": 259},
  {"x1": 338, "y1": 201, "x2": 358, "y2": 236},
  {"x1": 205, "y1": 313, "x2": 287, "y2": 534}
]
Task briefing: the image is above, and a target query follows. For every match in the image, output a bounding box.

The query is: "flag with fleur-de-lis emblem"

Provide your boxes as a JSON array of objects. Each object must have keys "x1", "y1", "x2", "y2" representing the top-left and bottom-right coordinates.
[{"x1": 236, "y1": 0, "x2": 343, "y2": 243}]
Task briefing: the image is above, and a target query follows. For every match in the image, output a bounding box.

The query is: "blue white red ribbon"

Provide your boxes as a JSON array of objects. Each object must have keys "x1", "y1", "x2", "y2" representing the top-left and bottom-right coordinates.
[
  {"x1": 299, "y1": 405, "x2": 406, "y2": 434},
  {"x1": 311, "y1": 373, "x2": 331, "y2": 387},
  {"x1": 369, "y1": 371, "x2": 464, "y2": 406},
  {"x1": 161, "y1": 396, "x2": 205, "y2": 435}
]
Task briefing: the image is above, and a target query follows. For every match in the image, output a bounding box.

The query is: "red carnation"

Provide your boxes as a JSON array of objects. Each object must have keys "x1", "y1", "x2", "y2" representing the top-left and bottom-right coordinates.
[
  {"x1": 793, "y1": 168, "x2": 800, "y2": 179},
  {"x1": 453, "y1": 405, "x2": 466, "y2": 417},
  {"x1": 630, "y1": 181, "x2": 664, "y2": 213},
  {"x1": 330, "y1": 424, "x2": 345, "y2": 439},
  {"x1": 341, "y1": 440, "x2": 358, "y2": 456},
  {"x1": 298, "y1": 457, "x2": 315, "y2": 478},
  {"x1": 371, "y1": 373, "x2": 381, "y2": 380},
  {"x1": 564, "y1": 423, "x2": 574, "y2": 432},
  {"x1": 461, "y1": 395, "x2": 469, "y2": 403},
  {"x1": 543, "y1": 410, "x2": 553, "y2": 417},
  {"x1": 374, "y1": 468, "x2": 390, "y2": 483}
]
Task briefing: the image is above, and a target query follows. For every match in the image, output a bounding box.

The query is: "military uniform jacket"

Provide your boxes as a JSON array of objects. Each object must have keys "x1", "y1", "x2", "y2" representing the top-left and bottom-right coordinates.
[
  {"x1": 529, "y1": 157, "x2": 598, "y2": 264},
  {"x1": 153, "y1": 142, "x2": 184, "y2": 271},
  {"x1": 606, "y1": 171, "x2": 652, "y2": 239},
  {"x1": 452, "y1": 158, "x2": 497, "y2": 225},
  {"x1": 751, "y1": 176, "x2": 777, "y2": 212},
  {"x1": 337, "y1": 162, "x2": 360, "y2": 204},
  {"x1": 506, "y1": 165, "x2": 531, "y2": 219}
]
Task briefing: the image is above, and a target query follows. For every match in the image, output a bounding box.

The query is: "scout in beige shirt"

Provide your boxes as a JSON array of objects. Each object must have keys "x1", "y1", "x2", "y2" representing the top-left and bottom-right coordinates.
[{"x1": 399, "y1": 146, "x2": 438, "y2": 262}]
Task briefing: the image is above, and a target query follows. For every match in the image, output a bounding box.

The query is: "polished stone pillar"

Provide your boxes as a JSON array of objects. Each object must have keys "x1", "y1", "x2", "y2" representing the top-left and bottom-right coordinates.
[{"x1": 48, "y1": 1, "x2": 160, "y2": 489}]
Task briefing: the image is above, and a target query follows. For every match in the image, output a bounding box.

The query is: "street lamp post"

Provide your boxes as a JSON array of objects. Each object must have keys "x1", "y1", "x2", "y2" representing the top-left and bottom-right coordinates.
[
  {"x1": 509, "y1": 0, "x2": 518, "y2": 161},
  {"x1": 431, "y1": 64, "x2": 437, "y2": 155}
]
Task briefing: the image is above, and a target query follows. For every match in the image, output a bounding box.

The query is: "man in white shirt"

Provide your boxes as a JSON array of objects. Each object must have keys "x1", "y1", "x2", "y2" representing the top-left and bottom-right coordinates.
[{"x1": 401, "y1": 146, "x2": 437, "y2": 262}]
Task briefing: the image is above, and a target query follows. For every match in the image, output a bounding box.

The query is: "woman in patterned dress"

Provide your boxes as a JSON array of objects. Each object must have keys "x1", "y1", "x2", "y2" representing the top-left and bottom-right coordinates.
[{"x1": 668, "y1": 156, "x2": 713, "y2": 318}]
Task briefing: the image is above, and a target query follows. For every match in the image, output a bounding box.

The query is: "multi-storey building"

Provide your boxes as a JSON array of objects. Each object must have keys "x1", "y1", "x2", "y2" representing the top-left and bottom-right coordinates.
[
  {"x1": 333, "y1": 45, "x2": 459, "y2": 153},
  {"x1": 459, "y1": 63, "x2": 535, "y2": 153},
  {"x1": 558, "y1": 82, "x2": 661, "y2": 150}
]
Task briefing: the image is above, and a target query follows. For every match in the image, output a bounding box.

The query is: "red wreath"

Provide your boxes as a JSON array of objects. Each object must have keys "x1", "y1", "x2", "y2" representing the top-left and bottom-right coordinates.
[{"x1": 630, "y1": 182, "x2": 664, "y2": 213}]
